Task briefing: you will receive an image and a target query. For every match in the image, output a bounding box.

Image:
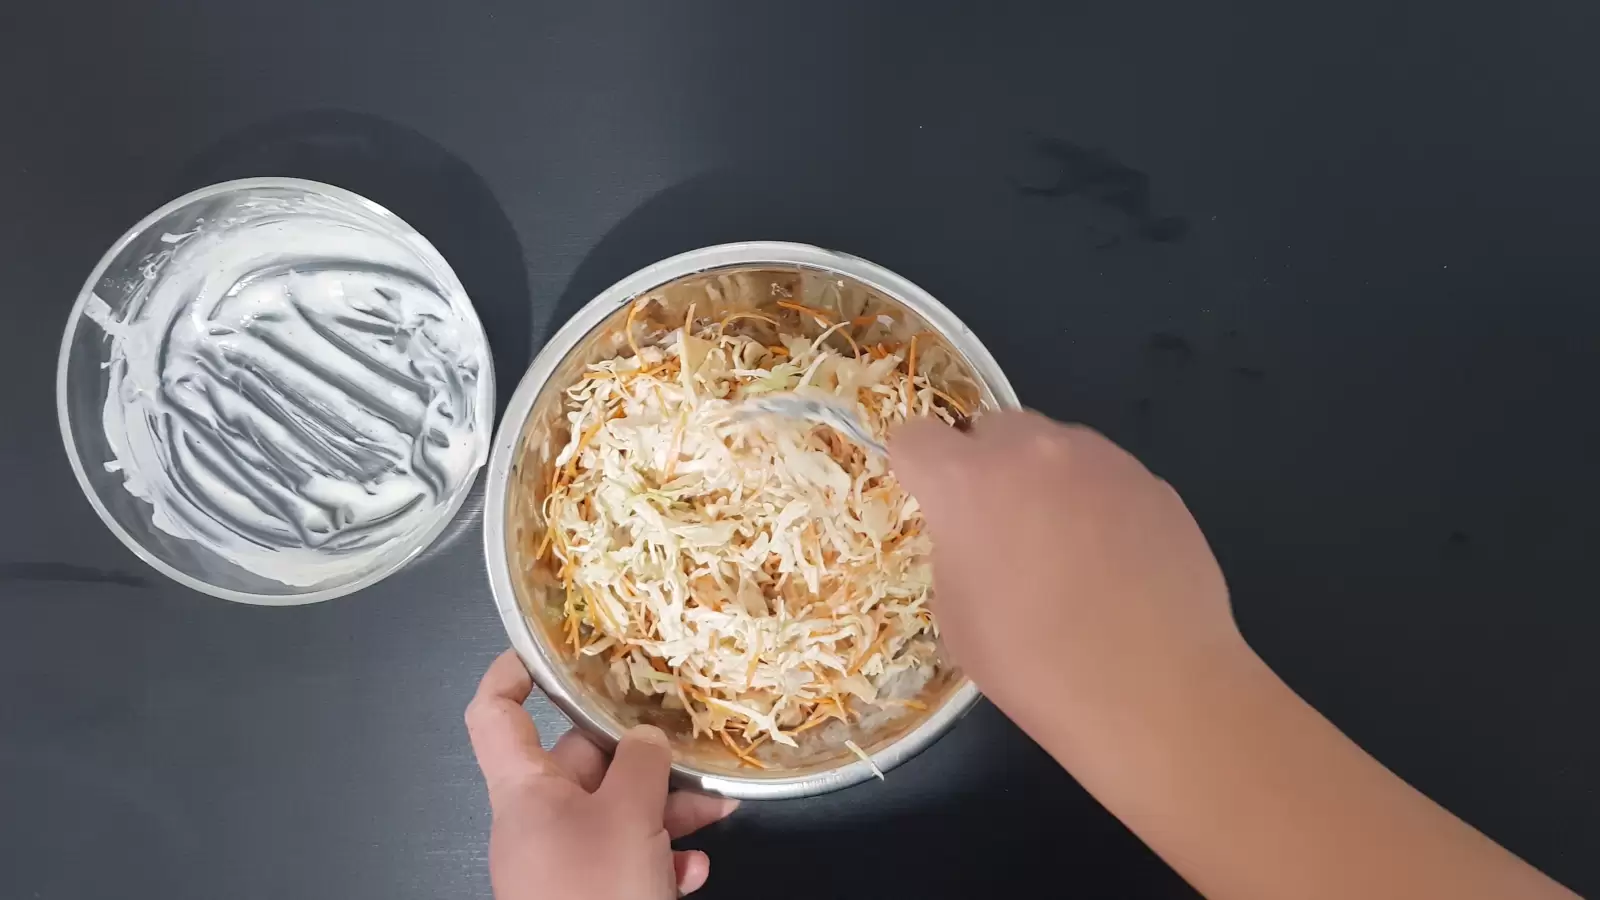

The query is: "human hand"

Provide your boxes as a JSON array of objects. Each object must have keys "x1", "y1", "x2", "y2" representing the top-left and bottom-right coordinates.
[
  {"x1": 465, "y1": 650, "x2": 738, "y2": 899},
  {"x1": 896, "y1": 413, "x2": 1586, "y2": 900},
  {"x1": 890, "y1": 411, "x2": 1246, "y2": 735}
]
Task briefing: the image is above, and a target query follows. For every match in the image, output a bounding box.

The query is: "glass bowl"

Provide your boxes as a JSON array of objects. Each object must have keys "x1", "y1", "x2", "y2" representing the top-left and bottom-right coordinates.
[{"x1": 56, "y1": 178, "x2": 494, "y2": 605}]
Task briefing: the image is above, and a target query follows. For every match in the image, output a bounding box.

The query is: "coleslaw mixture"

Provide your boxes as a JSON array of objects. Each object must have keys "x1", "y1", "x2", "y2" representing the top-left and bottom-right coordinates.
[{"x1": 538, "y1": 298, "x2": 968, "y2": 765}]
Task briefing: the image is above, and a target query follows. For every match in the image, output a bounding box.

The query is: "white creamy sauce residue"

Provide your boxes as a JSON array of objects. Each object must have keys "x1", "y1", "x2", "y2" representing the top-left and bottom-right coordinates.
[{"x1": 93, "y1": 203, "x2": 492, "y2": 587}]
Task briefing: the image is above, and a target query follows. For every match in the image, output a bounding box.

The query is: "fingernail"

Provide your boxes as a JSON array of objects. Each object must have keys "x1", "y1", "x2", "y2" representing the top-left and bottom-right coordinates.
[{"x1": 628, "y1": 724, "x2": 670, "y2": 747}]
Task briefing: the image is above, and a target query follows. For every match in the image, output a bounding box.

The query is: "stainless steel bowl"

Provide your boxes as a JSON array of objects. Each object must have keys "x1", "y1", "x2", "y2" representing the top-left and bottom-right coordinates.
[{"x1": 483, "y1": 242, "x2": 1019, "y2": 799}]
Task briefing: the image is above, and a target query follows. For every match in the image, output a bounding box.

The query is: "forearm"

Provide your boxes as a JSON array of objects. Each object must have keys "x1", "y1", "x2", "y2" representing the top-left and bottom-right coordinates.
[
  {"x1": 1025, "y1": 645, "x2": 1578, "y2": 900},
  {"x1": 889, "y1": 415, "x2": 1577, "y2": 898}
]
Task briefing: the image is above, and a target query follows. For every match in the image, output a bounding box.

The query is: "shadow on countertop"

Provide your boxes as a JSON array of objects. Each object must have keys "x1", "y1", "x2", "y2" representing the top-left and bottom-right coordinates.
[
  {"x1": 176, "y1": 109, "x2": 533, "y2": 419},
  {"x1": 173, "y1": 109, "x2": 534, "y2": 570},
  {"x1": 680, "y1": 701, "x2": 1198, "y2": 899}
]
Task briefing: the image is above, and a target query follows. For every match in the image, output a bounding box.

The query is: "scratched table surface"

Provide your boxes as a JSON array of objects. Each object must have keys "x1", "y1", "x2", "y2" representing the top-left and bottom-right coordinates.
[{"x1": 2, "y1": 2, "x2": 1597, "y2": 898}]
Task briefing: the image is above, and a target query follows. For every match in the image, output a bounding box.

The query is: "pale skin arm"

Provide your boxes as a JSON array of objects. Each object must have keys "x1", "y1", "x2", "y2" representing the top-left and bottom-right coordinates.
[{"x1": 891, "y1": 411, "x2": 1580, "y2": 900}]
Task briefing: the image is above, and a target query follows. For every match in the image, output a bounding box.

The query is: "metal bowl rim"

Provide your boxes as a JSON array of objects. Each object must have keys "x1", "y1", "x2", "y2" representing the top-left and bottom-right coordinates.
[
  {"x1": 55, "y1": 176, "x2": 495, "y2": 606},
  {"x1": 483, "y1": 241, "x2": 1019, "y2": 799}
]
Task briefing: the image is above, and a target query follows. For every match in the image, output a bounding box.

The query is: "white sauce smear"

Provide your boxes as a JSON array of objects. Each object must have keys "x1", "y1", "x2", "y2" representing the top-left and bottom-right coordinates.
[{"x1": 91, "y1": 198, "x2": 492, "y2": 587}]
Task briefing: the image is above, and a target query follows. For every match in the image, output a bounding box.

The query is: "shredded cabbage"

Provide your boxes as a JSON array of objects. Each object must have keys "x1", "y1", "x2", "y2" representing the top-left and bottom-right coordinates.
[{"x1": 539, "y1": 300, "x2": 966, "y2": 760}]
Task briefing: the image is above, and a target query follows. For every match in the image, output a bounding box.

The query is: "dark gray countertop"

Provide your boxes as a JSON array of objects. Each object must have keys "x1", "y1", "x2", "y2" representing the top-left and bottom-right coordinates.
[{"x1": 2, "y1": 2, "x2": 1597, "y2": 898}]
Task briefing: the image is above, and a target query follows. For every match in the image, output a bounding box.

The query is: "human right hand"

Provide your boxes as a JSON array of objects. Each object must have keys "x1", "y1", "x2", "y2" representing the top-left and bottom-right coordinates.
[
  {"x1": 890, "y1": 411, "x2": 1246, "y2": 735},
  {"x1": 892, "y1": 412, "x2": 1581, "y2": 900}
]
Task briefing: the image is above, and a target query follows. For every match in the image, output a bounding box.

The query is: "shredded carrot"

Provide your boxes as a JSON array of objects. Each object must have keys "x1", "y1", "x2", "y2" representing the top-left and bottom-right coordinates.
[
  {"x1": 794, "y1": 699, "x2": 841, "y2": 733},
  {"x1": 828, "y1": 683, "x2": 852, "y2": 721},
  {"x1": 850, "y1": 630, "x2": 890, "y2": 676},
  {"x1": 906, "y1": 333, "x2": 918, "y2": 381},
  {"x1": 587, "y1": 586, "x2": 622, "y2": 634},
  {"x1": 718, "y1": 728, "x2": 751, "y2": 756},
  {"x1": 534, "y1": 529, "x2": 553, "y2": 562},
  {"x1": 719, "y1": 728, "x2": 771, "y2": 768},
  {"x1": 928, "y1": 386, "x2": 971, "y2": 418},
  {"x1": 565, "y1": 613, "x2": 581, "y2": 652},
  {"x1": 563, "y1": 414, "x2": 611, "y2": 480},
  {"x1": 794, "y1": 713, "x2": 829, "y2": 734},
  {"x1": 777, "y1": 300, "x2": 835, "y2": 326},
  {"x1": 622, "y1": 359, "x2": 673, "y2": 383},
  {"x1": 718, "y1": 311, "x2": 781, "y2": 334}
]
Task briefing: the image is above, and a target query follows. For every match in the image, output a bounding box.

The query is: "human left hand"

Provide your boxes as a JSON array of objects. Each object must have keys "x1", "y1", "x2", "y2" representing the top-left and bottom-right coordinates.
[{"x1": 465, "y1": 650, "x2": 739, "y2": 899}]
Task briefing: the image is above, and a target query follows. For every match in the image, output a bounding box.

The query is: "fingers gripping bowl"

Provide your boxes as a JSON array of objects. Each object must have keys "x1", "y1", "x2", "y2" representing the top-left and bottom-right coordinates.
[{"x1": 484, "y1": 243, "x2": 1019, "y2": 799}]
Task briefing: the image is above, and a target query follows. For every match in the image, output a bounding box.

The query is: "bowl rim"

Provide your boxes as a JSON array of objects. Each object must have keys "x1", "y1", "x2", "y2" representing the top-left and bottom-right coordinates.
[
  {"x1": 55, "y1": 176, "x2": 495, "y2": 606},
  {"x1": 482, "y1": 241, "x2": 1020, "y2": 799}
]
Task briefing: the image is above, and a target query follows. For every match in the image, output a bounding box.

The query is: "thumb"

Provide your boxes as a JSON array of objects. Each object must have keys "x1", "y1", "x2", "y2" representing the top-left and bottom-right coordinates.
[{"x1": 598, "y1": 725, "x2": 674, "y2": 827}]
